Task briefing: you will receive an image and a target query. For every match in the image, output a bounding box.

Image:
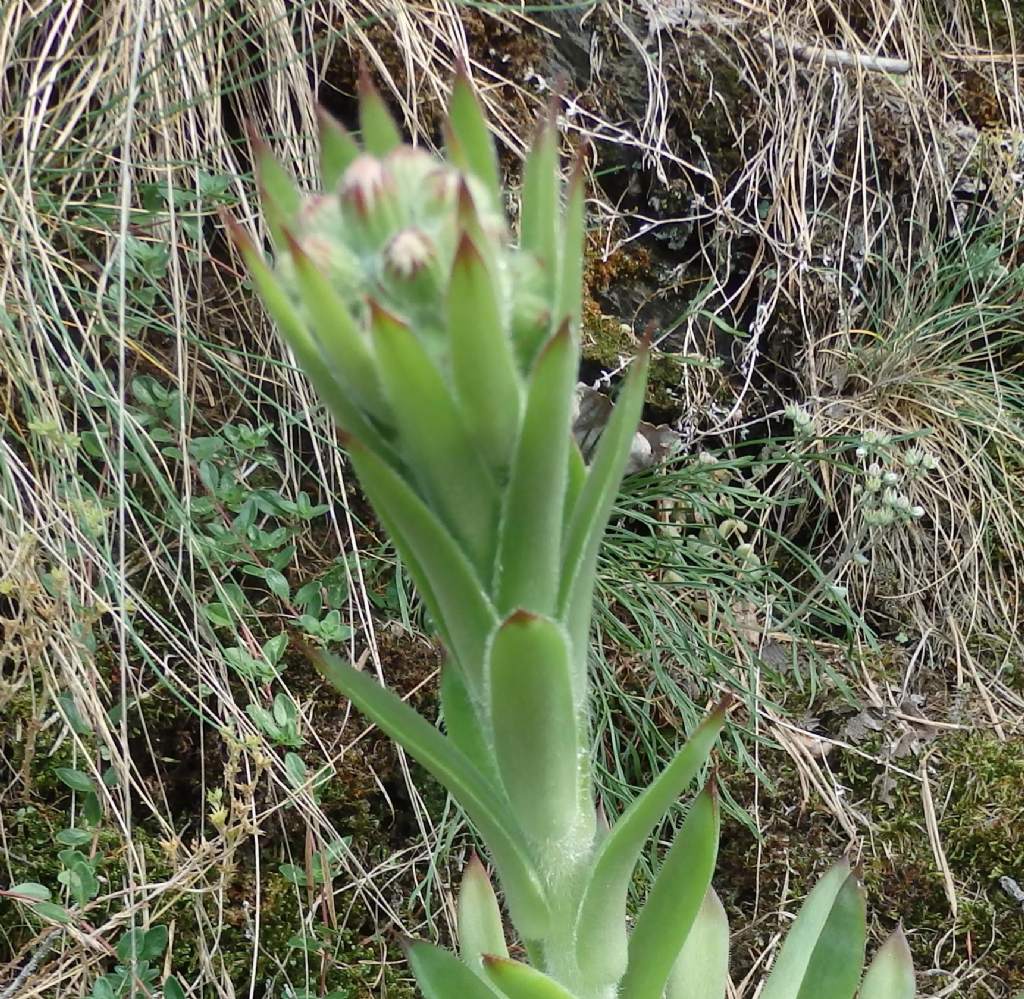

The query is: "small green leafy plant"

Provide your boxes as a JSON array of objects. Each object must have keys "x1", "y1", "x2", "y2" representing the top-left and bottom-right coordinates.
[{"x1": 225, "y1": 68, "x2": 916, "y2": 999}]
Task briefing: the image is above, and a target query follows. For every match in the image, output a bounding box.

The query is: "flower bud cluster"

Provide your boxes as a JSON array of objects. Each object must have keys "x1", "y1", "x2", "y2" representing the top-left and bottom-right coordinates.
[
  {"x1": 853, "y1": 433, "x2": 936, "y2": 529},
  {"x1": 784, "y1": 403, "x2": 817, "y2": 440}
]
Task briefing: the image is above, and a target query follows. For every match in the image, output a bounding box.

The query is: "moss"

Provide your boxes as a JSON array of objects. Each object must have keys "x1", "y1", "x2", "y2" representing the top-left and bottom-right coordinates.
[
  {"x1": 712, "y1": 717, "x2": 1024, "y2": 995},
  {"x1": 581, "y1": 303, "x2": 704, "y2": 414},
  {"x1": 845, "y1": 732, "x2": 1024, "y2": 994}
]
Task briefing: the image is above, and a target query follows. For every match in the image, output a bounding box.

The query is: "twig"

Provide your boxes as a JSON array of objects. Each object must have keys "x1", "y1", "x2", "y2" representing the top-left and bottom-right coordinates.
[
  {"x1": 762, "y1": 30, "x2": 912, "y2": 75},
  {"x1": 0, "y1": 929, "x2": 58, "y2": 999}
]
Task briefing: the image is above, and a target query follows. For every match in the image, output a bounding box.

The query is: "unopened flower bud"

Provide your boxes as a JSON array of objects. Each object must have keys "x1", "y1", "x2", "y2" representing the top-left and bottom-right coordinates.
[
  {"x1": 385, "y1": 227, "x2": 435, "y2": 279},
  {"x1": 341, "y1": 154, "x2": 389, "y2": 217}
]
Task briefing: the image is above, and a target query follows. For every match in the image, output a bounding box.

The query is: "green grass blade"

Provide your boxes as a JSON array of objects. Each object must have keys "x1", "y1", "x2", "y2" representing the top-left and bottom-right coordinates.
[
  {"x1": 458, "y1": 854, "x2": 509, "y2": 976},
  {"x1": 619, "y1": 786, "x2": 720, "y2": 999},
  {"x1": 859, "y1": 929, "x2": 915, "y2": 999},
  {"x1": 371, "y1": 300, "x2": 500, "y2": 575},
  {"x1": 448, "y1": 233, "x2": 522, "y2": 472},
  {"x1": 574, "y1": 703, "x2": 727, "y2": 987},
  {"x1": 447, "y1": 67, "x2": 501, "y2": 212},
  {"x1": 483, "y1": 956, "x2": 578, "y2": 999},
  {"x1": 496, "y1": 323, "x2": 575, "y2": 615},
  {"x1": 559, "y1": 346, "x2": 650, "y2": 694},
  {"x1": 317, "y1": 106, "x2": 361, "y2": 187},
  {"x1": 489, "y1": 611, "x2": 583, "y2": 847},
  {"x1": 343, "y1": 435, "x2": 497, "y2": 691},
  {"x1": 759, "y1": 861, "x2": 853, "y2": 999},
  {"x1": 404, "y1": 939, "x2": 497, "y2": 999},
  {"x1": 311, "y1": 649, "x2": 548, "y2": 937},
  {"x1": 665, "y1": 888, "x2": 730, "y2": 999},
  {"x1": 794, "y1": 873, "x2": 866, "y2": 999}
]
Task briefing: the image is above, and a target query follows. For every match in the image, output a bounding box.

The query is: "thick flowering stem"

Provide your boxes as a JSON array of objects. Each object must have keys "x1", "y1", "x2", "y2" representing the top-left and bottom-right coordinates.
[{"x1": 229, "y1": 65, "x2": 916, "y2": 999}]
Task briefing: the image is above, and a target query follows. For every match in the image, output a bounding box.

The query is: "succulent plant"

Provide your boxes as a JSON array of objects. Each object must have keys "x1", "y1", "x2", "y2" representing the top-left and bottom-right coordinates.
[{"x1": 223, "y1": 66, "x2": 916, "y2": 999}]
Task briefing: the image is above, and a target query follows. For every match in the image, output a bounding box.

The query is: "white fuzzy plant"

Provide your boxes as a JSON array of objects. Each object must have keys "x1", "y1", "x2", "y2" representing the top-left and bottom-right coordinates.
[{"x1": 223, "y1": 67, "x2": 916, "y2": 999}]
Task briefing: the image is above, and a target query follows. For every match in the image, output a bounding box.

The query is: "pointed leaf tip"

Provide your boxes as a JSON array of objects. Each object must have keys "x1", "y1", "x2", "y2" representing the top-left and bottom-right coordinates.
[
  {"x1": 454, "y1": 229, "x2": 481, "y2": 264},
  {"x1": 357, "y1": 57, "x2": 376, "y2": 96},
  {"x1": 243, "y1": 117, "x2": 269, "y2": 154},
  {"x1": 860, "y1": 925, "x2": 915, "y2": 999},
  {"x1": 317, "y1": 105, "x2": 362, "y2": 186},
  {"x1": 219, "y1": 209, "x2": 254, "y2": 252},
  {"x1": 357, "y1": 61, "x2": 402, "y2": 155},
  {"x1": 281, "y1": 226, "x2": 304, "y2": 258}
]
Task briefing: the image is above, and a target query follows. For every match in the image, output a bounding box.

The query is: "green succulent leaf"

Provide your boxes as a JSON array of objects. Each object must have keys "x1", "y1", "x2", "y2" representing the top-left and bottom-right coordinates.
[
  {"x1": 341, "y1": 434, "x2": 496, "y2": 691},
  {"x1": 496, "y1": 323, "x2": 575, "y2": 615},
  {"x1": 248, "y1": 129, "x2": 302, "y2": 243},
  {"x1": 458, "y1": 854, "x2": 509, "y2": 976},
  {"x1": 559, "y1": 344, "x2": 650, "y2": 695},
  {"x1": 282, "y1": 231, "x2": 387, "y2": 421},
  {"x1": 489, "y1": 611, "x2": 583, "y2": 846},
  {"x1": 483, "y1": 955, "x2": 578, "y2": 999},
  {"x1": 317, "y1": 107, "x2": 361, "y2": 187},
  {"x1": 447, "y1": 68, "x2": 502, "y2": 212},
  {"x1": 574, "y1": 703, "x2": 727, "y2": 986},
  {"x1": 311, "y1": 649, "x2": 548, "y2": 937},
  {"x1": 404, "y1": 939, "x2": 497, "y2": 999},
  {"x1": 860, "y1": 929, "x2": 915, "y2": 999},
  {"x1": 448, "y1": 233, "x2": 521, "y2": 471},
  {"x1": 357, "y1": 66, "x2": 402, "y2": 155},
  {"x1": 557, "y1": 155, "x2": 585, "y2": 333},
  {"x1": 440, "y1": 665, "x2": 495, "y2": 781},
  {"x1": 619, "y1": 785, "x2": 720, "y2": 999},
  {"x1": 520, "y1": 110, "x2": 559, "y2": 286},
  {"x1": 759, "y1": 861, "x2": 859, "y2": 999},
  {"x1": 665, "y1": 888, "x2": 730, "y2": 999},
  {"x1": 222, "y1": 213, "x2": 395, "y2": 462},
  {"x1": 370, "y1": 300, "x2": 500, "y2": 575},
  {"x1": 564, "y1": 439, "x2": 587, "y2": 529},
  {"x1": 794, "y1": 872, "x2": 866, "y2": 999}
]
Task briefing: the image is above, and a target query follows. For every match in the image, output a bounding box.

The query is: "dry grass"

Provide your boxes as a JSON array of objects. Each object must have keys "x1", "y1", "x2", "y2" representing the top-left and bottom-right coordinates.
[{"x1": 2, "y1": 0, "x2": 1023, "y2": 996}]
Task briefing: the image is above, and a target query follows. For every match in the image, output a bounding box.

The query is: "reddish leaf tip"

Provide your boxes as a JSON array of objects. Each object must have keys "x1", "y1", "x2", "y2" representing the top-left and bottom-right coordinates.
[
  {"x1": 481, "y1": 954, "x2": 510, "y2": 969},
  {"x1": 453, "y1": 229, "x2": 482, "y2": 266},
  {"x1": 280, "y1": 227, "x2": 305, "y2": 260},
  {"x1": 455, "y1": 176, "x2": 478, "y2": 221},
  {"x1": 395, "y1": 933, "x2": 419, "y2": 955},
  {"x1": 243, "y1": 118, "x2": 268, "y2": 153},
  {"x1": 219, "y1": 209, "x2": 257, "y2": 254},
  {"x1": 358, "y1": 58, "x2": 380, "y2": 99},
  {"x1": 638, "y1": 319, "x2": 656, "y2": 352},
  {"x1": 505, "y1": 609, "x2": 538, "y2": 626},
  {"x1": 336, "y1": 428, "x2": 364, "y2": 452},
  {"x1": 367, "y1": 297, "x2": 405, "y2": 331},
  {"x1": 536, "y1": 321, "x2": 572, "y2": 362},
  {"x1": 315, "y1": 104, "x2": 348, "y2": 134}
]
